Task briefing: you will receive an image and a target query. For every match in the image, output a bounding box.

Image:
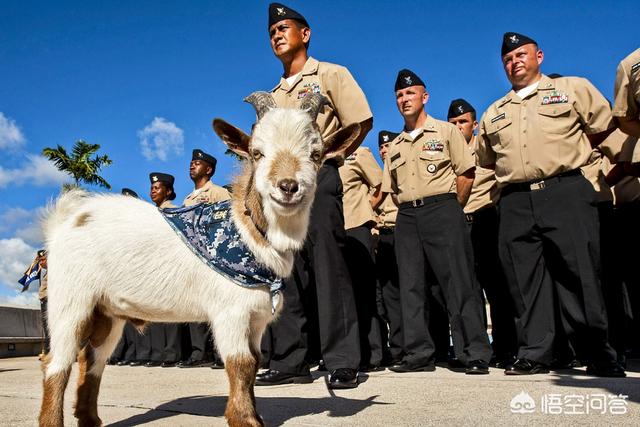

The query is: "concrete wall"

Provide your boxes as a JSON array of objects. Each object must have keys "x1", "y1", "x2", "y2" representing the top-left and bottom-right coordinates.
[{"x1": 0, "y1": 304, "x2": 43, "y2": 358}]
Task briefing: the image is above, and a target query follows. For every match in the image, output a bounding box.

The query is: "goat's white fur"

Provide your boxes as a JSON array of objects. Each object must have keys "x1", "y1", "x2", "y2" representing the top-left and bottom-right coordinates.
[{"x1": 39, "y1": 100, "x2": 358, "y2": 427}]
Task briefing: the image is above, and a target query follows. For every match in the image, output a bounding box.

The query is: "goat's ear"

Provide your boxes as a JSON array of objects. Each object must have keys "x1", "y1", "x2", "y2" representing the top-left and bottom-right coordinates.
[
  {"x1": 212, "y1": 119, "x2": 251, "y2": 158},
  {"x1": 322, "y1": 123, "x2": 361, "y2": 160}
]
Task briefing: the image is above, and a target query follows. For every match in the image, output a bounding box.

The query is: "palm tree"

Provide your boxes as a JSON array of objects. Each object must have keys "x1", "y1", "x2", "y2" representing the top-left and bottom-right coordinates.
[{"x1": 42, "y1": 140, "x2": 113, "y2": 190}]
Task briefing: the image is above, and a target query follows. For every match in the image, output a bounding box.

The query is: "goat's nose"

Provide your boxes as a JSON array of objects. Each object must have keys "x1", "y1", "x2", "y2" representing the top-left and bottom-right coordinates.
[{"x1": 278, "y1": 179, "x2": 299, "y2": 195}]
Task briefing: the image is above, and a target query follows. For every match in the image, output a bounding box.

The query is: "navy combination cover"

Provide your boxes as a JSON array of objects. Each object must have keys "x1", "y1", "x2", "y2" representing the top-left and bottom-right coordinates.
[{"x1": 160, "y1": 200, "x2": 284, "y2": 296}]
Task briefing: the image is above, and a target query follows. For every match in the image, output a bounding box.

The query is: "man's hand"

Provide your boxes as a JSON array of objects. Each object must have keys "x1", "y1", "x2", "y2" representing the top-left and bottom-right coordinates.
[{"x1": 456, "y1": 168, "x2": 475, "y2": 206}]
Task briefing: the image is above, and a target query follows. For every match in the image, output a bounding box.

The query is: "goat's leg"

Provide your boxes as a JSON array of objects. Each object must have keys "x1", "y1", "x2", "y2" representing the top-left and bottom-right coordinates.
[
  {"x1": 39, "y1": 299, "x2": 94, "y2": 427},
  {"x1": 212, "y1": 311, "x2": 263, "y2": 427},
  {"x1": 74, "y1": 314, "x2": 124, "y2": 427}
]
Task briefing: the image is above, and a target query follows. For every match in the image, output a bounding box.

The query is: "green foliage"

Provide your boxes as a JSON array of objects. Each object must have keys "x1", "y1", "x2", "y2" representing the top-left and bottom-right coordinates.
[{"x1": 42, "y1": 140, "x2": 113, "y2": 190}]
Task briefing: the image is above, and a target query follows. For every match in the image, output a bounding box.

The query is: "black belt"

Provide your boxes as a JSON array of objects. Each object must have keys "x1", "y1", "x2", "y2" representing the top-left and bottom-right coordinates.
[
  {"x1": 465, "y1": 205, "x2": 496, "y2": 223},
  {"x1": 503, "y1": 169, "x2": 582, "y2": 195},
  {"x1": 399, "y1": 193, "x2": 456, "y2": 209},
  {"x1": 378, "y1": 227, "x2": 395, "y2": 234}
]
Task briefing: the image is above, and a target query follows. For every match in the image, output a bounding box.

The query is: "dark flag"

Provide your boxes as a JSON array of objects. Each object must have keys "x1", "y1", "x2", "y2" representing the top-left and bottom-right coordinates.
[{"x1": 18, "y1": 256, "x2": 41, "y2": 293}]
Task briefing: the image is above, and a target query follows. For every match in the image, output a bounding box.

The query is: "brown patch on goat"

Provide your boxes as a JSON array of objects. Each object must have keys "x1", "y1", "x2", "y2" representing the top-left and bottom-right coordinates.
[
  {"x1": 39, "y1": 365, "x2": 72, "y2": 427},
  {"x1": 74, "y1": 212, "x2": 91, "y2": 227},
  {"x1": 231, "y1": 164, "x2": 269, "y2": 248},
  {"x1": 74, "y1": 346, "x2": 103, "y2": 427},
  {"x1": 267, "y1": 150, "x2": 301, "y2": 186},
  {"x1": 224, "y1": 355, "x2": 264, "y2": 427}
]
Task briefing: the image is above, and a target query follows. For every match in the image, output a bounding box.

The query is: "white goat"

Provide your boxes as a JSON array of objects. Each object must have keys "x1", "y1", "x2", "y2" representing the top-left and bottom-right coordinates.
[{"x1": 38, "y1": 92, "x2": 359, "y2": 427}]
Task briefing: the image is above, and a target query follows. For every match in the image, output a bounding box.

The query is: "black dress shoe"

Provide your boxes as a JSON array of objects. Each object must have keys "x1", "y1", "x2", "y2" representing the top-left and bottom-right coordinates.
[
  {"x1": 359, "y1": 364, "x2": 384, "y2": 372},
  {"x1": 586, "y1": 360, "x2": 626, "y2": 378},
  {"x1": 255, "y1": 369, "x2": 313, "y2": 386},
  {"x1": 328, "y1": 368, "x2": 359, "y2": 389},
  {"x1": 504, "y1": 358, "x2": 549, "y2": 375},
  {"x1": 210, "y1": 361, "x2": 225, "y2": 369},
  {"x1": 389, "y1": 360, "x2": 436, "y2": 373},
  {"x1": 145, "y1": 361, "x2": 161, "y2": 367},
  {"x1": 116, "y1": 360, "x2": 130, "y2": 366},
  {"x1": 490, "y1": 355, "x2": 516, "y2": 369},
  {"x1": 177, "y1": 359, "x2": 210, "y2": 368},
  {"x1": 161, "y1": 361, "x2": 176, "y2": 368},
  {"x1": 316, "y1": 360, "x2": 327, "y2": 372},
  {"x1": 465, "y1": 360, "x2": 490, "y2": 375},
  {"x1": 129, "y1": 360, "x2": 144, "y2": 367}
]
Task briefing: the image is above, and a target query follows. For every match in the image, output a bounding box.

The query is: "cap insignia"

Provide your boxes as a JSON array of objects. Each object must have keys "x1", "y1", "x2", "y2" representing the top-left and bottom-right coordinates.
[
  {"x1": 277, "y1": 7, "x2": 286, "y2": 16},
  {"x1": 152, "y1": 175, "x2": 158, "y2": 182},
  {"x1": 404, "y1": 76, "x2": 412, "y2": 85},
  {"x1": 509, "y1": 34, "x2": 519, "y2": 44}
]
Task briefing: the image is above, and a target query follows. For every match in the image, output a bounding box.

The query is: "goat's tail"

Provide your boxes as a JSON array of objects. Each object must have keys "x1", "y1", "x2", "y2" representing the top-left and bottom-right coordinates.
[{"x1": 41, "y1": 188, "x2": 90, "y2": 243}]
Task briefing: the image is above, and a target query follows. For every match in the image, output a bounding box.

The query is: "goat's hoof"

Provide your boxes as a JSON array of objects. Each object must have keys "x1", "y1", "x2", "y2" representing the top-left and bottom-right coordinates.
[{"x1": 226, "y1": 414, "x2": 264, "y2": 427}]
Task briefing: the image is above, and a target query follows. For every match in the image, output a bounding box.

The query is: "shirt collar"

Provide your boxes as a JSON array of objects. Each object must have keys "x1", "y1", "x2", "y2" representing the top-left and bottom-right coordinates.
[{"x1": 273, "y1": 57, "x2": 319, "y2": 92}]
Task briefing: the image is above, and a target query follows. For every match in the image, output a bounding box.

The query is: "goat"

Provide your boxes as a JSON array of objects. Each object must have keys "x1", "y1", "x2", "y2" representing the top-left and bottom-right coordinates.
[{"x1": 38, "y1": 92, "x2": 360, "y2": 427}]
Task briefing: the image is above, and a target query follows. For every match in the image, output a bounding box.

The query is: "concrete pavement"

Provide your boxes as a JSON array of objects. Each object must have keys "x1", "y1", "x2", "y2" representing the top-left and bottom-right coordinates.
[{"x1": 0, "y1": 356, "x2": 638, "y2": 426}]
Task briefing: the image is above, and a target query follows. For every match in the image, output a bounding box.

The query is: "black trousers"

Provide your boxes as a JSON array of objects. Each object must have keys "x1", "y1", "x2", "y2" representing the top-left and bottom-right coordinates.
[
  {"x1": 612, "y1": 202, "x2": 640, "y2": 355},
  {"x1": 346, "y1": 225, "x2": 384, "y2": 367},
  {"x1": 395, "y1": 194, "x2": 492, "y2": 365},
  {"x1": 187, "y1": 323, "x2": 210, "y2": 361},
  {"x1": 147, "y1": 323, "x2": 182, "y2": 362},
  {"x1": 375, "y1": 229, "x2": 403, "y2": 361},
  {"x1": 498, "y1": 175, "x2": 616, "y2": 365},
  {"x1": 466, "y1": 206, "x2": 518, "y2": 359},
  {"x1": 134, "y1": 326, "x2": 156, "y2": 362},
  {"x1": 269, "y1": 161, "x2": 361, "y2": 375},
  {"x1": 40, "y1": 297, "x2": 50, "y2": 354},
  {"x1": 123, "y1": 322, "x2": 138, "y2": 361}
]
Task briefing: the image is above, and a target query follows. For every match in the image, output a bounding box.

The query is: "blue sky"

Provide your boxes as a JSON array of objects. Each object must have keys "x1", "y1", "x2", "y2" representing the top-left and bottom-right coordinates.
[{"x1": 1, "y1": 0, "x2": 638, "y2": 305}]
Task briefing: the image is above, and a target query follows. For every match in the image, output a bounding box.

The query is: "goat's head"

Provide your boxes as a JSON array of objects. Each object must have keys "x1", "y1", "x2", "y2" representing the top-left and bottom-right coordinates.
[{"x1": 212, "y1": 92, "x2": 360, "y2": 218}]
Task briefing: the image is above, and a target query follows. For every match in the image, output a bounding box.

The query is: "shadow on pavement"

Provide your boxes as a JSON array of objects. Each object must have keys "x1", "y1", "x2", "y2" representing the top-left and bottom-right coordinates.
[{"x1": 106, "y1": 394, "x2": 389, "y2": 426}]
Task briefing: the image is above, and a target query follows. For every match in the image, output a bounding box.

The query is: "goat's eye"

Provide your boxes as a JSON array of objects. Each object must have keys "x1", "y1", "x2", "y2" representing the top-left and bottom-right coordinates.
[
  {"x1": 251, "y1": 149, "x2": 263, "y2": 160},
  {"x1": 310, "y1": 151, "x2": 322, "y2": 162}
]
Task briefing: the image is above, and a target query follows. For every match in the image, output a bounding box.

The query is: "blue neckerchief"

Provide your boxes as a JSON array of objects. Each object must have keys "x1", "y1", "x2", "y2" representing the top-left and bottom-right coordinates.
[{"x1": 160, "y1": 200, "x2": 284, "y2": 301}]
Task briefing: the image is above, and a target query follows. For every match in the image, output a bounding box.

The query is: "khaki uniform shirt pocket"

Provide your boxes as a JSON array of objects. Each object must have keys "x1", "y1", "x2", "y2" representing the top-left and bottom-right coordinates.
[
  {"x1": 485, "y1": 116, "x2": 513, "y2": 148},
  {"x1": 537, "y1": 104, "x2": 574, "y2": 134},
  {"x1": 389, "y1": 155, "x2": 407, "y2": 188}
]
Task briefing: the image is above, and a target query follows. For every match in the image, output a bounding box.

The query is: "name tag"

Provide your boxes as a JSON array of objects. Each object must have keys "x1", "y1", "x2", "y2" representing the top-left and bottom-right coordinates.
[{"x1": 491, "y1": 113, "x2": 505, "y2": 123}]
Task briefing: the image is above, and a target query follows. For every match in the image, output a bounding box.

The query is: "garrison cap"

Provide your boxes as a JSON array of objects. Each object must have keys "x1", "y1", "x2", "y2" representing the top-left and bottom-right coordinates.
[
  {"x1": 121, "y1": 188, "x2": 139, "y2": 198},
  {"x1": 149, "y1": 172, "x2": 176, "y2": 200},
  {"x1": 447, "y1": 98, "x2": 476, "y2": 120},
  {"x1": 192, "y1": 149, "x2": 217, "y2": 174},
  {"x1": 395, "y1": 69, "x2": 425, "y2": 91},
  {"x1": 378, "y1": 130, "x2": 399, "y2": 147},
  {"x1": 547, "y1": 73, "x2": 563, "y2": 79},
  {"x1": 501, "y1": 32, "x2": 537, "y2": 56},
  {"x1": 37, "y1": 249, "x2": 46, "y2": 258},
  {"x1": 268, "y1": 3, "x2": 309, "y2": 29}
]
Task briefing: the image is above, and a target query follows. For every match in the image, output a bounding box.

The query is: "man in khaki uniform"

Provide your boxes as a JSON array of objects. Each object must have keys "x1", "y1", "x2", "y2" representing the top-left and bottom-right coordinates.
[
  {"x1": 179, "y1": 149, "x2": 229, "y2": 368},
  {"x1": 447, "y1": 99, "x2": 517, "y2": 368},
  {"x1": 613, "y1": 48, "x2": 640, "y2": 138},
  {"x1": 256, "y1": 3, "x2": 372, "y2": 389},
  {"x1": 382, "y1": 69, "x2": 491, "y2": 374},
  {"x1": 477, "y1": 32, "x2": 624, "y2": 377},
  {"x1": 374, "y1": 130, "x2": 403, "y2": 365},
  {"x1": 183, "y1": 149, "x2": 230, "y2": 207},
  {"x1": 339, "y1": 145, "x2": 384, "y2": 370},
  {"x1": 37, "y1": 250, "x2": 49, "y2": 357}
]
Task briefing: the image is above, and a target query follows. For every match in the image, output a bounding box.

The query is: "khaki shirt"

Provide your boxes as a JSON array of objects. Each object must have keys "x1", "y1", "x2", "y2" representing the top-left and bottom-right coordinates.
[
  {"x1": 376, "y1": 196, "x2": 398, "y2": 229},
  {"x1": 159, "y1": 200, "x2": 177, "y2": 209},
  {"x1": 271, "y1": 57, "x2": 372, "y2": 139},
  {"x1": 381, "y1": 115, "x2": 475, "y2": 203},
  {"x1": 464, "y1": 135, "x2": 500, "y2": 214},
  {"x1": 38, "y1": 269, "x2": 47, "y2": 300},
  {"x1": 338, "y1": 147, "x2": 382, "y2": 229},
  {"x1": 583, "y1": 129, "x2": 634, "y2": 203},
  {"x1": 613, "y1": 48, "x2": 640, "y2": 119},
  {"x1": 478, "y1": 74, "x2": 613, "y2": 184},
  {"x1": 183, "y1": 180, "x2": 230, "y2": 206}
]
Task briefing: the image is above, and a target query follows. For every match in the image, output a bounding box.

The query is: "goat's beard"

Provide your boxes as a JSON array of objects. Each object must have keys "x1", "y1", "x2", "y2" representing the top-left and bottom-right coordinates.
[{"x1": 262, "y1": 184, "x2": 315, "y2": 253}]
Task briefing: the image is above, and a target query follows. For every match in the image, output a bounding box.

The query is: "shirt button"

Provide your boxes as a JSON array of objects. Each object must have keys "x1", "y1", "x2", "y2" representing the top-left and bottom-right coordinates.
[
  {"x1": 523, "y1": 144, "x2": 527, "y2": 147},
  {"x1": 523, "y1": 117, "x2": 527, "y2": 120},
  {"x1": 523, "y1": 129, "x2": 527, "y2": 133}
]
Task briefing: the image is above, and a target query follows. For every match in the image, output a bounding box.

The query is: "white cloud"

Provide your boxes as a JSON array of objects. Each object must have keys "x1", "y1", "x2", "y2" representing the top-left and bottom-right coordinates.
[
  {"x1": 0, "y1": 154, "x2": 69, "y2": 188},
  {"x1": 138, "y1": 117, "x2": 184, "y2": 161},
  {"x1": 0, "y1": 292, "x2": 39, "y2": 308},
  {"x1": 0, "y1": 206, "x2": 46, "y2": 245},
  {"x1": 0, "y1": 238, "x2": 38, "y2": 298},
  {"x1": 0, "y1": 112, "x2": 26, "y2": 150}
]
